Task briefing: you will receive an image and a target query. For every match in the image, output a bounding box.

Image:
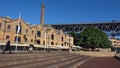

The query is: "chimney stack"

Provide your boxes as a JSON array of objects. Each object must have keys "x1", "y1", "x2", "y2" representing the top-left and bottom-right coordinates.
[{"x1": 40, "y1": 2, "x2": 45, "y2": 25}]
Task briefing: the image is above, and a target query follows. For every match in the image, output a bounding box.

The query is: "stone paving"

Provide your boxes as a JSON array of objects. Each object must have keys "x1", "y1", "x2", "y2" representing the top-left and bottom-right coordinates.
[
  {"x1": 0, "y1": 50, "x2": 120, "y2": 68},
  {"x1": 0, "y1": 52, "x2": 91, "y2": 68},
  {"x1": 78, "y1": 57, "x2": 120, "y2": 68}
]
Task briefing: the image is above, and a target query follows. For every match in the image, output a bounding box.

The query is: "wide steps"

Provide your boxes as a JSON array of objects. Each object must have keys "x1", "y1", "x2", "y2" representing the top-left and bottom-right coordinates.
[{"x1": 0, "y1": 52, "x2": 91, "y2": 68}]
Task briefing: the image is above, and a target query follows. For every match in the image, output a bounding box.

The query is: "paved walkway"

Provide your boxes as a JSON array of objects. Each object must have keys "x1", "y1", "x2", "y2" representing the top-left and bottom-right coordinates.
[{"x1": 77, "y1": 57, "x2": 120, "y2": 68}]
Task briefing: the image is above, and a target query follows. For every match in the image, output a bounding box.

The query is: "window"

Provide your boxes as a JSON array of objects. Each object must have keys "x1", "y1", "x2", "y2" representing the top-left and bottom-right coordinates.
[
  {"x1": 26, "y1": 29, "x2": 28, "y2": 33},
  {"x1": 114, "y1": 41, "x2": 116, "y2": 43},
  {"x1": 51, "y1": 42, "x2": 54, "y2": 45},
  {"x1": 16, "y1": 25, "x2": 22, "y2": 34},
  {"x1": 31, "y1": 39, "x2": 33, "y2": 42},
  {"x1": 36, "y1": 40, "x2": 40, "y2": 44},
  {"x1": 24, "y1": 35, "x2": 27, "y2": 42},
  {"x1": 14, "y1": 36, "x2": 21, "y2": 43},
  {"x1": 51, "y1": 34, "x2": 54, "y2": 40},
  {"x1": 56, "y1": 43, "x2": 57, "y2": 45},
  {"x1": 61, "y1": 37, "x2": 64, "y2": 41},
  {"x1": 43, "y1": 41, "x2": 45, "y2": 45},
  {"x1": 61, "y1": 43, "x2": 63, "y2": 46},
  {"x1": 6, "y1": 36, "x2": 9, "y2": 39},
  {"x1": 32, "y1": 30, "x2": 34, "y2": 34},
  {"x1": 7, "y1": 25, "x2": 11, "y2": 30},
  {"x1": 37, "y1": 31, "x2": 41, "y2": 37}
]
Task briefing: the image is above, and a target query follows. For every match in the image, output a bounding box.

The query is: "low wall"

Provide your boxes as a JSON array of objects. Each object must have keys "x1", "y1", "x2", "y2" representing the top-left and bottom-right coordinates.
[
  {"x1": 71, "y1": 49, "x2": 115, "y2": 57},
  {"x1": 0, "y1": 45, "x2": 69, "y2": 52}
]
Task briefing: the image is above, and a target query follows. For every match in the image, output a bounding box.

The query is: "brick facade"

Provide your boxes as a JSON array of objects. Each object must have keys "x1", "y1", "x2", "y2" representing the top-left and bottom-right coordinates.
[
  {"x1": 109, "y1": 37, "x2": 120, "y2": 47},
  {"x1": 0, "y1": 17, "x2": 74, "y2": 48}
]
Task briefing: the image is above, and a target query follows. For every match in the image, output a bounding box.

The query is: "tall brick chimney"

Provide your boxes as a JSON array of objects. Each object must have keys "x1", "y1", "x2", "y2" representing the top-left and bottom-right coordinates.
[{"x1": 40, "y1": 2, "x2": 45, "y2": 26}]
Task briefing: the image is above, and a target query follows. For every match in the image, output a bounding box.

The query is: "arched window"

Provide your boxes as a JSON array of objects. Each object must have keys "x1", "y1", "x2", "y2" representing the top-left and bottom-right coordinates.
[
  {"x1": 31, "y1": 39, "x2": 33, "y2": 42},
  {"x1": 7, "y1": 25, "x2": 11, "y2": 30},
  {"x1": 32, "y1": 30, "x2": 34, "y2": 34},
  {"x1": 56, "y1": 43, "x2": 57, "y2": 45},
  {"x1": 16, "y1": 25, "x2": 22, "y2": 34},
  {"x1": 51, "y1": 42, "x2": 54, "y2": 45},
  {"x1": 61, "y1": 43, "x2": 63, "y2": 46},
  {"x1": 24, "y1": 35, "x2": 27, "y2": 43},
  {"x1": 37, "y1": 31, "x2": 41, "y2": 37},
  {"x1": 36, "y1": 40, "x2": 40, "y2": 44},
  {"x1": 26, "y1": 29, "x2": 28, "y2": 33},
  {"x1": 43, "y1": 41, "x2": 45, "y2": 45},
  {"x1": 6, "y1": 36, "x2": 9, "y2": 39},
  {"x1": 51, "y1": 34, "x2": 54, "y2": 40},
  {"x1": 61, "y1": 37, "x2": 64, "y2": 41},
  {"x1": 15, "y1": 36, "x2": 21, "y2": 43}
]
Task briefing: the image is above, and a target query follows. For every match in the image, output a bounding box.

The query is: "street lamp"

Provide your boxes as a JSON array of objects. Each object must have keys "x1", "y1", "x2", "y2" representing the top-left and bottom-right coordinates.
[
  {"x1": 44, "y1": 32, "x2": 47, "y2": 52},
  {"x1": 47, "y1": 34, "x2": 50, "y2": 53},
  {"x1": 69, "y1": 33, "x2": 71, "y2": 47},
  {"x1": 69, "y1": 33, "x2": 72, "y2": 53}
]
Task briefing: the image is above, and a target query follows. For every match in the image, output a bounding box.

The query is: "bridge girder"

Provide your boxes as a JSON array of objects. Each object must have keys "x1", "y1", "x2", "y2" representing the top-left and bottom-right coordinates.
[{"x1": 51, "y1": 22, "x2": 120, "y2": 36}]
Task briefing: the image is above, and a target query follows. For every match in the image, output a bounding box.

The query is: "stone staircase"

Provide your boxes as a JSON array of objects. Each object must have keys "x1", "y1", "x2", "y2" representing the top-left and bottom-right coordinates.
[{"x1": 0, "y1": 52, "x2": 91, "y2": 68}]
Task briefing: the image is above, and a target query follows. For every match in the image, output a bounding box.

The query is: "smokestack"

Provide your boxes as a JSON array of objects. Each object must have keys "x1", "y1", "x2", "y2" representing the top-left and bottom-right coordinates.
[{"x1": 40, "y1": 2, "x2": 45, "y2": 26}]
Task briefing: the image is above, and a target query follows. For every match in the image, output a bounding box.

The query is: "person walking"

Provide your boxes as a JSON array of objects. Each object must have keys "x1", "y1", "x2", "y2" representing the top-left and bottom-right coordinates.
[{"x1": 2, "y1": 37, "x2": 11, "y2": 54}]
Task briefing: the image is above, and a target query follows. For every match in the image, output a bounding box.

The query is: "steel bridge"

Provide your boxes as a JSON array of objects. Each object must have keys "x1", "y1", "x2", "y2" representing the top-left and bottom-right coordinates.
[{"x1": 51, "y1": 22, "x2": 120, "y2": 36}]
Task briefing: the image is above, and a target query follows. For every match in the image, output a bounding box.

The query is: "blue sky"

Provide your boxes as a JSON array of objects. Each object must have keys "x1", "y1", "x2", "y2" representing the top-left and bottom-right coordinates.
[{"x1": 0, "y1": 0, "x2": 120, "y2": 25}]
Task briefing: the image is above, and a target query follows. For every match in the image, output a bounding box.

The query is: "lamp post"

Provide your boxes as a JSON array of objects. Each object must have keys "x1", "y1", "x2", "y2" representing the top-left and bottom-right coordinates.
[
  {"x1": 47, "y1": 34, "x2": 50, "y2": 53},
  {"x1": 69, "y1": 34, "x2": 71, "y2": 47},
  {"x1": 44, "y1": 32, "x2": 47, "y2": 52},
  {"x1": 69, "y1": 33, "x2": 71, "y2": 53}
]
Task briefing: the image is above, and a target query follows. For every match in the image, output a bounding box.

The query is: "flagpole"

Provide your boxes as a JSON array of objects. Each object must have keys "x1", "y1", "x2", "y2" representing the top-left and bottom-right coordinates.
[
  {"x1": 45, "y1": 32, "x2": 47, "y2": 52},
  {"x1": 15, "y1": 13, "x2": 21, "y2": 52},
  {"x1": 15, "y1": 31, "x2": 19, "y2": 52}
]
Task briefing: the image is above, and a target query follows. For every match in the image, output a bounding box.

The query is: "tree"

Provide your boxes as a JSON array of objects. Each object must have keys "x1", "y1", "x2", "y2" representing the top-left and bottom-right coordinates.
[
  {"x1": 68, "y1": 32, "x2": 80, "y2": 46},
  {"x1": 79, "y1": 27, "x2": 111, "y2": 50}
]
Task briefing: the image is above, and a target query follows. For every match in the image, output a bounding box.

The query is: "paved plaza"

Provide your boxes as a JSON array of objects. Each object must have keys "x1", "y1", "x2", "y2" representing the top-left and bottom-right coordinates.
[
  {"x1": 0, "y1": 52, "x2": 91, "y2": 68},
  {"x1": 78, "y1": 57, "x2": 120, "y2": 68},
  {"x1": 0, "y1": 51, "x2": 120, "y2": 68}
]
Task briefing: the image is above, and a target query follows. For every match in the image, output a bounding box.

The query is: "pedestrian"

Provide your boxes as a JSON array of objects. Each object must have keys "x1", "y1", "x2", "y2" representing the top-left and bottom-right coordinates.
[{"x1": 2, "y1": 37, "x2": 12, "y2": 54}]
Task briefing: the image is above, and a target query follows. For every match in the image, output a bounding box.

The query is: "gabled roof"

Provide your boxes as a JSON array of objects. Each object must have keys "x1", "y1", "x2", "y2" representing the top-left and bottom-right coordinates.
[
  {"x1": 0, "y1": 17, "x2": 31, "y2": 29},
  {"x1": 0, "y1": 17, "x2": 12, "y2": 21},
  {"x1": 30, "y1": 24, "x2": 44, "y2": 30},
  {"x1": 44, "y1": 25, "x2": 64, "y2": 35}
]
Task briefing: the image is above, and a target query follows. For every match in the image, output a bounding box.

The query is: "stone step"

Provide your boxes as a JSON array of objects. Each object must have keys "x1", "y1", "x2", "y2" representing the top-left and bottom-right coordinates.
[
  {"x1": 0, "y1": 53, "x2": 69, "y2": 62},
  {"x1": 0, "y1": 53, "x2": 73, "y2": 68},
  {"x1": 44, "y1": 55, "x2": 89, "y2": 68},
  {"x1": 0, "y1": 52, "x2": 90, "y2": 68},
  {"x1": 0, "y1": 52, "x2": 67, "y2": 58},
  {"x1": 37, "y1": 55, "x2": 84, "y2": 68},
  {"x1": 59, "y1": 56, "x2": 91, "y2": 68},
  {"x1": 9, "y1": 55, "x2": 79, "y2": 68}
]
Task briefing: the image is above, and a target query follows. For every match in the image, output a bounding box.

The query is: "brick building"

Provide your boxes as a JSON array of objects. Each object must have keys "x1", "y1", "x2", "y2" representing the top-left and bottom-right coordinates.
[
  {"x1": 0, "y1": 2, "x2": 74, "y2": 50},
  {"x1": 0, "y1": 17, "x2": 74, "y2": 49},
  {"x1": 109, "y1": 37, "x2": 120, "y2": 48}
]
